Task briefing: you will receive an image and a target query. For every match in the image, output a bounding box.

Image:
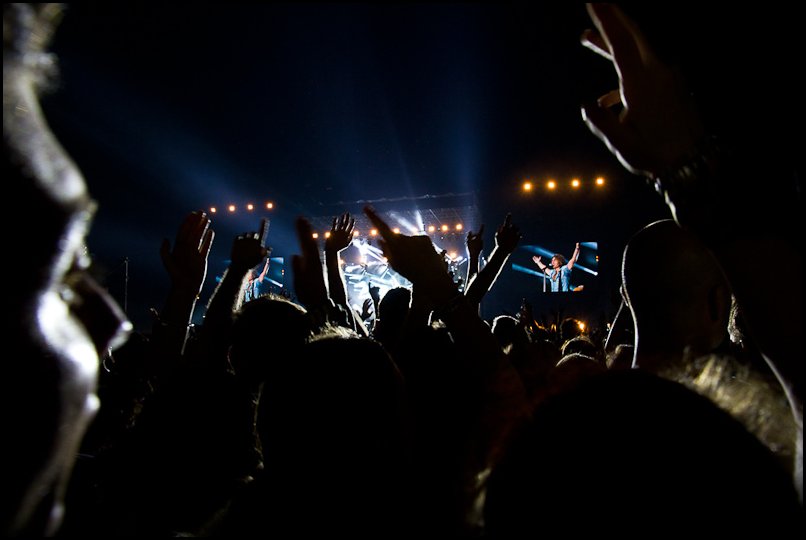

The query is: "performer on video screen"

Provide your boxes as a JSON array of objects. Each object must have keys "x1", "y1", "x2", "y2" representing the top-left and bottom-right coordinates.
[{"x1": 532, "y1": 242, "x2": 580, "y2": 292}]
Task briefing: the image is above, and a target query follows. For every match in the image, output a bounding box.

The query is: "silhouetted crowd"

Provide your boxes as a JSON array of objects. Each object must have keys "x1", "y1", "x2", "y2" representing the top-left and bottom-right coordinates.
[{"x1": 4, "y1": 4, "x2": 802, "y2": 537}]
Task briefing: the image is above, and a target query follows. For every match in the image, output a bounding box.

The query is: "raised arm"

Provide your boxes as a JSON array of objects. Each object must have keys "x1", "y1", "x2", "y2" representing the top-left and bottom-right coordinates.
[
  {"x1": 293, "y1": 215, "x2": 362, "y2": 334},
  {"x1": 581, "y1": 2, "x2": 802, "y2": 496},
  {"x1": 532, "y1": 255, "x2": 549, "y2": 275},
  {"x1": 324, "y1": 212, "x2": 355, "y2": 310},
  {"x1": 465, "y1": 214, "x2": 522, "y2": 306},
  {"x1": 567, "y1": 243, "x2": 581, "y2": 270},
  {"x1": 154, "y1": 211, "x2": 215, "y2": 358},
  {"x1": 204, "y1": 218, "x2": 270, "y2": 330},
  {"x1": 465, "y1": 224, "x2": 484, "y2": 285},
  {"x1": 256, "y1": 256, "x2": 271, "y2": 282}
]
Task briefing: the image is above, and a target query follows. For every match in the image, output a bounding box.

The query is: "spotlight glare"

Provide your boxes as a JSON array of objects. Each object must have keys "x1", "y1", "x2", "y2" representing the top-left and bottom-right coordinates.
[
  {"x1": 353, "y1": 230, "x2": 360, "y2": 237},
  {"x1": 547, "y1": 180, "x2": 556, "y2": 190},
  {"x1": 596, "y1": 177, "x2": 605, "y2": 186},
  {"x1": 246, "y1": 203, "x2": 254, "y2": 211},
  {"x1": 571, "y1": 178, "x2": 580, "y2": 188},
  {"x1": 210, "y1": 207, "x2": 217, "y2": 213},
  {"x1": 455, "y1": 224, "x2": 463, "y2": 231},
  {"x1": 324, "y1": 231, "x2": 331, "y2": 238},
  {"x1": 428, "y1": 225, "x2": 436, "y2": 233},
  {"x1": 441, "y1": 224, "x2": 449, "y2": 232},
  {"x1": 449, "y1": 251, "x2": 458, "y2": 260},
  {"x1": 370, "y1": 229, "x2": 378, "y2": 236},
  {"x1": 266, "y1": 202, "x2": 274, "y2": 209},
  {"x1": 578, "y1": 321, "x2": 586, "y2": 332},
  {"x1": 392, "y1": 227, "x2": 401, "y2": 234},
  {"x1": 522, "y1": 181, "x2": 533, "y2": 192},
  {"x1": 312, "y1": 233, "x2": 319, "y2": 239},
  {"x1": 228, "y1": 204, "x2": 236, "y2": 212}
]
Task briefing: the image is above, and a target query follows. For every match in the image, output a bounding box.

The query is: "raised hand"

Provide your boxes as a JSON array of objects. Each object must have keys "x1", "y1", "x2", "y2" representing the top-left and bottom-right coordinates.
[
  {"x1": 580, "y1": 3, "x2": 705, "y2": 177},
  {"x1": 160, "y1": 211, "x2": 215, "y2": 296},
  {"x1": 231, "y1": 218, "x2": 270, "y2": 272},
  {"x1": 494, "y1": 214, "x2": 522, "y2": 254},
  {"x1": 326, "y1": 212, "x2": 355, "y2": 254},
  {"x1": 368, "y1": 284, "x2": 381, "y2": 305},
  {"x1": 466, "y1": 225, "x2": 485, "y2": 259},
  {"x1": 364, "y1": 206, "x2": 457, "y2": 304},
  {"x1": 292, "y1": 216, "x2": 329, "y2": 309},
  {"x1": 466, "y1": 224, "x2": 485, "y2": 284},
  {"x1": 360, "y1": 297, "x2": 374, "y2": 320},
  {"x1": 465, "y1": 213, "x2": 521, "y2": 305}
]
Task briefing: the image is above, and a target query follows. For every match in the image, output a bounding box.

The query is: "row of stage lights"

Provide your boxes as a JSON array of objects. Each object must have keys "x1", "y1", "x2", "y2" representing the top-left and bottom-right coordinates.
[
  {"x1": 209, "y1": 202, "x2": 275, "y2": 214},
  {"x1": 206, "y1": 177, "x2": 606, "y2": 213},
  {"x1": 522, "y1": 176, "x2": 605, "y2": 192},
  {"x1": 310, "y1": 223, "x2": 466, "y2": 240},
  {"x1": 204, "y1": 200, "x2": 468, "y2": 242}
]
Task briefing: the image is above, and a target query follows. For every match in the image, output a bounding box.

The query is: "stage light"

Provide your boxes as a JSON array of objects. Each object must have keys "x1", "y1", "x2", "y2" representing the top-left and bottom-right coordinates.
[
  {"x1": 428, "y1": 225, "x2": 436, "y2": 233},
  {"x1": 312, "y1": 233, "x2": 319, "y2": 239},
  {"x1": 246, "y1": 203, "x2": 254, "y2": 211},
  {"x1": 392, "y1": 227, "x2": 400, "y2": 234},
  {"x1": 571, "y1": 178, "x2": 580, "y2": 188},
  {"x1": 353, "y1": 230, "x2": 360, "y2": 237},
  {"x1": 210, "y1": 207, "x2": 217, "y2": 213},
  {"x1": 523, "y1": 181, "x2": 533, "y2": 192},
  {"x1": 228, "y1": 204, "x2": 236, "y2": 212},
  {"x1": 455, "y1": 224, "x2": 463, "y2": 231},
  {"x1": 441, "y1": 224, "x2": 449, "y2": 232},
  {"x1": 370, "y1": 229, "x2": 378, "y2": 236},
  {"x1": 266, "y1": 202, "x2": 274, "y2": 209},
  {"x1": 578, "y1": 321, "x2": 586, "y2": 332},
  {"x1": 448, "y1": 251, "x2": 458, "y2": 260},
  {"x1": 324, "y1": 231, "x2": 331, "y2": 239},
  {"x1": 547, "y1": 180, "x2": 556, "y2": 190},
  {"x1": 596, "y1": 177, "x2": 605, "y2": 186}
]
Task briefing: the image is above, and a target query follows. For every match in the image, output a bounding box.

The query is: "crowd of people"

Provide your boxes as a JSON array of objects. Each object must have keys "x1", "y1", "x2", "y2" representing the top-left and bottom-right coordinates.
[{"x1": 4, "y1": 3, "x2": 801, "y2": 537}]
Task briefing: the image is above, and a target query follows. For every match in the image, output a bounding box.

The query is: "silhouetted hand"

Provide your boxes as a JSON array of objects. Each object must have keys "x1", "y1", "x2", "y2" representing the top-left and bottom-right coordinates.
[
  {"x1": 230, "y1": 218, "x2": 270, "y2": 272},
  {"x1": 364, "y1": 206, "x2": 457, "y2": 303},
  {"x1": 326, "y1": 212, "x2": 355, "y2": 254},
  {"x1": 466, "y1": 225, "x2": 485, "y2": 259},
  {"x1": 369, "y1": 284, "x2": 381, "y2": 304},
  {"x1": 160, "y1": 211, "x2": 215, "y2": 296},
  {"x1": 495, "y1": 214, "x2": 522, "y2": 254},
  {"x1": 360, "y1": 297, "x2": 374, "y2": 320},
  {"x1": 292, "y1": 217, "x2": 329, "y2": 309},
  {"x1": 580, "y1": 3, "x2": 705, "y2": 176}
]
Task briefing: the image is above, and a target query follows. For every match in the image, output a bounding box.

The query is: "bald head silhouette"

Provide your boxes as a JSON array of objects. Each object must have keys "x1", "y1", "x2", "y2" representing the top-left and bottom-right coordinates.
[{"x1": 622, "y1": 220, "x2": 731, "y2": 370}]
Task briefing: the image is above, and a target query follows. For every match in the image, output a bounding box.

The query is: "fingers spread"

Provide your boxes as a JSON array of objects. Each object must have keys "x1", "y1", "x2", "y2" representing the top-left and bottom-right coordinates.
[{"x1": 587, "y1": 3, "x2": 642, "y2": 74}]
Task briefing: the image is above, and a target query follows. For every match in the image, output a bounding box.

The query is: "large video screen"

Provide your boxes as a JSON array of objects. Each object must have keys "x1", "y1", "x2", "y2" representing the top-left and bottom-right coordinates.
[{"x1": 512, "y1": 241, "x2": 598, "y2": 293}]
